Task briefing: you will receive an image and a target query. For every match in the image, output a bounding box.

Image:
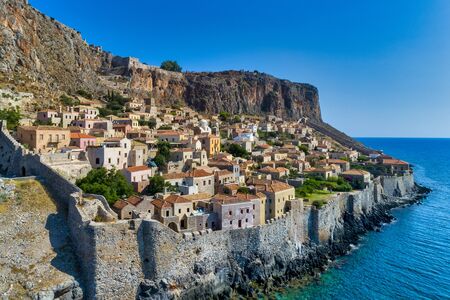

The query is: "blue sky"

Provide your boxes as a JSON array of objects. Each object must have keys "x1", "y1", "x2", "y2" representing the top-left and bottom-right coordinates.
[{"x1": 30, "y1": 0, "x2": 450, "y2": 137}]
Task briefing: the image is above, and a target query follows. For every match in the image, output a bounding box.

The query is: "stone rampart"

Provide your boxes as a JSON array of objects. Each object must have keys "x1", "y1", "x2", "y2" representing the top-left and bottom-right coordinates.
[{"x1": 0, "y1": 122, "x2": 419, "y2": 299}]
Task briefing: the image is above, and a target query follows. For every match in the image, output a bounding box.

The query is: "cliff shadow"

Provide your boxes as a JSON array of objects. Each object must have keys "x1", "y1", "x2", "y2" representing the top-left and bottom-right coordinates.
[{"x1": 45, "y1": 212, "x2": 83, "y2": 292}]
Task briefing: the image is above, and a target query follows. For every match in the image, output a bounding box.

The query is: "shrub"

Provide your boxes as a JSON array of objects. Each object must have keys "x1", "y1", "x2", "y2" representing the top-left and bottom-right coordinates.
[
  {"x1": 160, "y1": 60, "x2": 182, "y2": 72},
  {"x1": 223, "y1": 143, "x2": 250, "y2": 159},
  {"x1": 0, "y1": 107, "x2": 21, "y2": 130},
  {"x1": 312, "y1": 200, "x2": 327, "y2": 209},
  {"x1": 76, "y1": 89, "x2": 93, "y2": 99},
  {"x1": 60, "y1": 94, "x2": 80, "y2": 107},
  {"x1": 76, "y1": 168, "x2": 134, "y2": 205}
]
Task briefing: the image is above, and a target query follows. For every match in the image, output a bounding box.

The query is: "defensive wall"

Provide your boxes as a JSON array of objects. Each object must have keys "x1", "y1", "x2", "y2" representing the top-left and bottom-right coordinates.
[{"x1": 0, "y1": 120, "x2": 417, "y2": 299}]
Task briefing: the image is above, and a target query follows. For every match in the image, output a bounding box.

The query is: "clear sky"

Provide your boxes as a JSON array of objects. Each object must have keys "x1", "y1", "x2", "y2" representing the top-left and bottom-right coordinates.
[{"x1": 30, "y1": 0, "x2": 450, "y2": 137}]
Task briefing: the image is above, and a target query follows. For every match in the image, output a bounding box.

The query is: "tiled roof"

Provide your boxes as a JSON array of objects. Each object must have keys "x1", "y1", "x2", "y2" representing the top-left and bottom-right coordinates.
[
  {"x1": 342, "y1": 169, "x2": 370, "y2": 176},
  {"x1": 164, "y1": 194, "x2": 191, "y2": 204},
  {"x1": 151, "y1": 198, "x2": 172, "y2": 209},
  {"x1": 127, "y1": 195, "x2": 143, "y2": 206},
  {"x1": 185, "y1": 169, "x2": 213, "y2": 178},
  {"x1": 70, "y1": 133, "x2": 95, "y2": 139},
  {"x1": 382, "y1": 159, "x2": 409, "y2": 165},
  {"x1": 126, "y1": 165, "x2": 151, "y2": 172},
  {"x1": 163, "y1": 172, "x2": 186, "y2": 180}
]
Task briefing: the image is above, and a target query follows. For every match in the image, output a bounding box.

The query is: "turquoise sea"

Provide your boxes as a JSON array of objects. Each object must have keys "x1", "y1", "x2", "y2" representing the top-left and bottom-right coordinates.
[{"x1": 280, "y1": 138, "x2": 450, "y2": 299}]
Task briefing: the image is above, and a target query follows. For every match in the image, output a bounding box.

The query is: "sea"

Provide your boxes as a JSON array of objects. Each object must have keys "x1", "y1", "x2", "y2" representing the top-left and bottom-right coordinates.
[{"x1": 278, "y1": 138, "x2": 450, "y2": 300}]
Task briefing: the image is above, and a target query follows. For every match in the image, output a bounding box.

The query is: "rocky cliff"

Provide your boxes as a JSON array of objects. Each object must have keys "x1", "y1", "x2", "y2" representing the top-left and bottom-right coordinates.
[{"x1": 0, "y1": 0, "x2": 369, "y2": 151}]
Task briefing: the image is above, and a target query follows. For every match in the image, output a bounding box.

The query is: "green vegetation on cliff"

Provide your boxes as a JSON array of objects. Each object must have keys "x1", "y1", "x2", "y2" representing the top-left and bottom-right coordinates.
[
  {"x1": 0, "y1": 107, "x2": 21, "y2": 130},
  {"x1": 160, "y1": 60, "x2": 182, "y2": 72}
]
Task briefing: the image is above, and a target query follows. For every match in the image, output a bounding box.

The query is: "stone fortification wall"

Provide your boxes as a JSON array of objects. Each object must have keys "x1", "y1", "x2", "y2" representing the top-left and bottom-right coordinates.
[{"x1": 0, "y1": 123, "x2": 419, "y2": 299}]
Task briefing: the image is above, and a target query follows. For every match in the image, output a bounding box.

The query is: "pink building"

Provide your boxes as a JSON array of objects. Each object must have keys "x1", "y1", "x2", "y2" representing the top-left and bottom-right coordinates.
[{"x1": 70, "y1": 133, "x2": 96, "y2": 150}]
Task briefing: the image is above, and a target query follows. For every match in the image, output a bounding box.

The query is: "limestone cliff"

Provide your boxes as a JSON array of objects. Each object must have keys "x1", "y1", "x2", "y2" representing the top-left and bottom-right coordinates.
[{"x1": 0, "y1": 0, "x2": 368, "y2": 151}]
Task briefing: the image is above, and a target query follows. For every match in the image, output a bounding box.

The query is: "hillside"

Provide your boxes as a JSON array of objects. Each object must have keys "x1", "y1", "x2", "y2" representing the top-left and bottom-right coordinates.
[{"x1": 0, "y1": 0, "x2": 370, "y2": 152}]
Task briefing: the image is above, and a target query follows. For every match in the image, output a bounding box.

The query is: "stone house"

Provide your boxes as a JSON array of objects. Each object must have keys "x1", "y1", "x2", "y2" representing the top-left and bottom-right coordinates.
[
  {"x1": 303, "y1": 167, "x2": 334, "y2": 179},
  {"x1": 112, "y1": 196, "x2": 153, "y2": 220},
  {"x1": 342, "y1": 169, "x2": 371, "y2": 188},
  {"x1": 209, "y1": 194, "x2": 256, "y2": 230},
  {"x1": 258, "y1": 166, "x2": 290, "y2": 180},
  {"x1": 247, "y1": 179, "x2": 295, "y2": 220},
  {"x1": 381, "y1": 159, "x2": 410, "y2": 175},
  {"x1": 16, "y1": 126, "x2": 70, "y2": 154},
  {"x1": 185, "y1": 169, "x2": 215, "y2": 195},
  {"x1": 122, "y1": 165, "x2": 153, "y2": 193},
  {"x1": 317, "y1": 159, "x2": 350, "y2": 173},
  {"x1": 151, "y1": 194, "x2": 217, "y2": 232},
  {"x1": 86, "y1": 137, "x2": 131, "y2": 170},
  {"x1": 70, "y1": 133, "x2": 96, "y2": 150},
  {"x1": 36, "y1": 110, "x2": 61, "y2": 126},
  {"x1": 70, "y1": 105, "x2": 99, "y2": 119},
  {"x1": 197, "y1": 134, "x2": 221, "y2": 157}
]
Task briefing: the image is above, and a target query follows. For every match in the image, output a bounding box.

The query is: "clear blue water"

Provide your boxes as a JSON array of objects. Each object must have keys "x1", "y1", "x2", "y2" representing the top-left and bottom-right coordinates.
[{"x1": 280, "y1": 138, "x2": 450, "y2": 300}]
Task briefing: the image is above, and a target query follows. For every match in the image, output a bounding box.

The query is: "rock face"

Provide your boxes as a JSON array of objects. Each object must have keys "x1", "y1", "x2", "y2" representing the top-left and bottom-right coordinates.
[
  {"x1": 0, "y1": 0, "x2": 369, "y2": 151},
  {"x1": 184, "y1": 71, "x2": 321, "y2": 120},
  {"x1": 0, "y1": 0, "x2": 320, "y2": 120}
]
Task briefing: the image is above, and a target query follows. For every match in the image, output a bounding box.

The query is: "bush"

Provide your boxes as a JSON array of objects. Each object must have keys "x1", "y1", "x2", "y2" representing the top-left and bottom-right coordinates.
[
  {"x1": 0, "y1": 107, "x2": 21, "y2": 130},
  {"x1": 158, "y1": 125, "x2": 172, "y2": 130},
  {"x1": 60, "y1": 94, "x2": 80, "y2": 107},
  {"x1": 99, "y1": 91, "x2": 129, "y2": 117},
  {"x1": 312, "y1": 200, "x2": 327, "y2": 209},
  {"x1": 219, "y1": 111, "x2": 231, "y2": 122},
  {"x1": 76, "y1": 168, "x2": 134, "y2": 205},
  {"x1": 298, "y1": 144, "x2": 309, "y2": 154},
  {"x1": 237, "y1": 187, "x2": 250, "y2": 194},
  {"x1": 160, "y1": 60, "x2": 182, "y2": 72},
  {"x1": 76, "y1": 90, "x2": 93, "y2": 99},
  {"x1": 223, "y1": 143, "x2": 250, "y2": 159}
]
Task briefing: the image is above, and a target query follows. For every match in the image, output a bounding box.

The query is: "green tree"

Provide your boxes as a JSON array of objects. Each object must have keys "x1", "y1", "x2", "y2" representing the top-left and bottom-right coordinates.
[
  {"x1": 0, "y1": 107, "x2": 22, "y2": 130},
  {"x1": 153, "y1": 141, "x2": 172, "y2": 168},
  {"x1": 219, "y1": 111, "x2": 231, "y2": 122},
  {"x1": 60, "y1": 94, "x2": 80, "y2": 107},
  {"x1": 99, "y1": 91, "x2": 129, "y2": 117},
  {"x1": 298, "y1": 144, "x2": 309, "y2": 155},
  {"x1": 160, "y1": 60, "x2": 182, "y2": 72},
  {"x1": 147, "y1": 174, "x2": 166, "y2": 195},
  {"x1": 75, "y1": 168, "x2": 134, "y2": 205},
  {"x1": 237, "y1": 187, "x2": 251, "y2": 194},
  {"x1": 224, "y1": 143, "x2": 250, "y2": 159}
]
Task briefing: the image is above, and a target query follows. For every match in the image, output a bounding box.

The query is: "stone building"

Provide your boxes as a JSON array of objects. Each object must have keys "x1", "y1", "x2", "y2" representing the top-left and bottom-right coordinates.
[
  {"x1": 86, "y1": 137, "x2": 131, "y2": 170},
  {"x1": 247, "y1": 179, "x2": 295, "y2": 220},
  {"x1": 16, "y1": 126, "x2": 70, "y2": 154}
]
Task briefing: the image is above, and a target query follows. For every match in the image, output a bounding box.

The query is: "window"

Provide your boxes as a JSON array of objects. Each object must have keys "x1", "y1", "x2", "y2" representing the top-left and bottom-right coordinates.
[
  {"x1": 178, "y1": 209, "x2": 181, "y2": 214},
  {"x1": 229, "y1": 211, "x2": 232, "y2": 216},
  {"x1": 203, "y1": 181, "x2": 206, "y2": 186},
  {"x1": 253, "y1": 205, "x2": 255, "y2": 209},
  {"x1": 240, "y1": 209, "x2": 243, "y2": 214},
  {"x1": 108, "y1": 158, "x2": 111, "y2": 163},
  {"x1": 246, "y1": 209, "x2": 249, "y2": 213},
  {"x1": 229, "y1": 220, "x2": 232, "y2": 225},
  {"x1": 95, "y1": 158, "x2": 100, "y2": 164},
  {"x1": 166, "y1": 210, "x2": 169, "y2": 217},
  {"x1": 125, "y1": 153, "x2": 128, "y2": 158},
  {"x1": 187, "y1": 208, "x2": 190, "y2": 212},
  {"x1": 208, "y1": 180, "x2": 211, "y2": 185},
  {"x1": 245, "y1": 218, "x2": 248, "y2": 223}
]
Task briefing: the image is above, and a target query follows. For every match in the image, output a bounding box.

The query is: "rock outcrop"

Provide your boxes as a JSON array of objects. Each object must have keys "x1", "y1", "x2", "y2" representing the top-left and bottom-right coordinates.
[
  {"x1": 0, "y1": 0, "x2": 369, "y2": 150},
  {"x1": 0, "y1": 0, "x2": 320, "y2": 119}
]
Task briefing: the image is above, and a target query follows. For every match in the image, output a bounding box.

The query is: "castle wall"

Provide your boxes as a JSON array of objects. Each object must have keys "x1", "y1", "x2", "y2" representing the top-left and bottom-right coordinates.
[{"x1": 0, "y1": 123, "x2": 418, "y2": 299}]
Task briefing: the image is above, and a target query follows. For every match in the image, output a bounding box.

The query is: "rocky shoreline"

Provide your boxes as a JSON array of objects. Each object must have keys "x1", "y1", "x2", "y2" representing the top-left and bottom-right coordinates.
[{"x1": 137, "y1": 183, "x2": 430, "y2": 300}]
